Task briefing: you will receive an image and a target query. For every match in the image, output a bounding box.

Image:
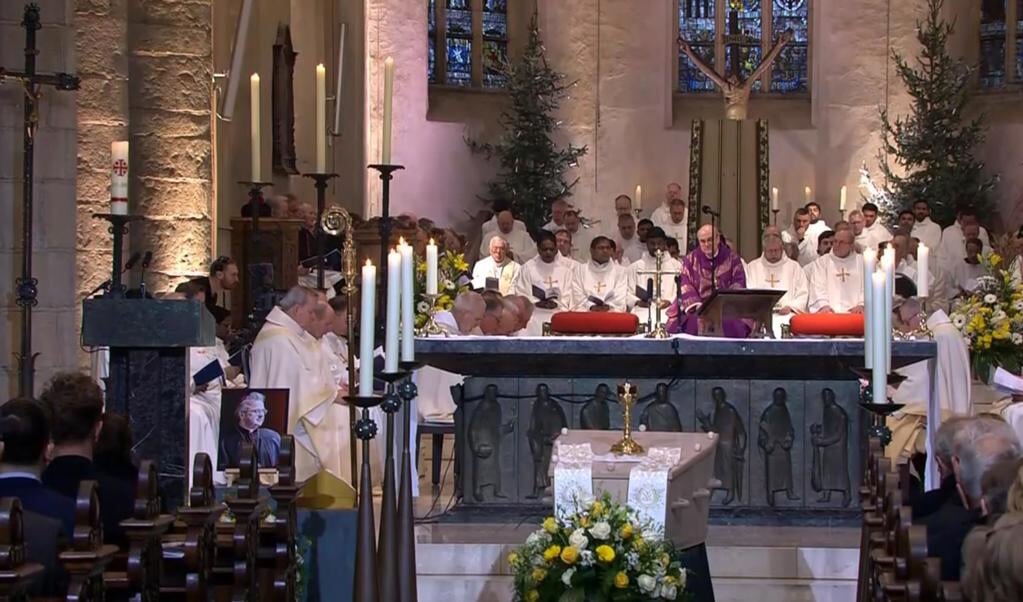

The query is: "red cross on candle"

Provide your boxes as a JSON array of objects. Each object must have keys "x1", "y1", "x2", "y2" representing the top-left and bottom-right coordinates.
[{"x1": 112, "y1": 159, "x2": 128, "y2": 176}]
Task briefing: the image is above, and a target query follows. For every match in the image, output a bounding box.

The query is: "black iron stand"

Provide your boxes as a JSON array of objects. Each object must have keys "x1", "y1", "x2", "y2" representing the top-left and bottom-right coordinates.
[
  {"x1": 345, "y1": 394, "x2": 383, "y2": 602},
  {"x1": 376, "y1": 370, "x2": 408, "y2": 600},
  {"x1": 302, "y1": 172, "x2": 339, "y2": 290},
  {"x1": 397, "y1": 361, "x2": 422, "y2": 601},
  {"x1": 368, "y1": 164, "x2": 405, "y2": 324}
]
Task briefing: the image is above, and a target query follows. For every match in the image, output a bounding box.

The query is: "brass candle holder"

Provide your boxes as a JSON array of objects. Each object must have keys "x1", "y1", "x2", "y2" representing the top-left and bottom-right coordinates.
[{"x1": 610, "y1": 381, "x2": 644, "y2": 456}]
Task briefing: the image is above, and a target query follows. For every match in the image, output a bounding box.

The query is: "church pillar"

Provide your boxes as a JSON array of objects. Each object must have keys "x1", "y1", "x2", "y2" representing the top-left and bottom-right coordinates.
[
  {"x1": 127, "y1": 0, "x2": 214, "y2": 291},
  {"x1": 76, "y1": 0, "x2": 130, "y2": 370}
]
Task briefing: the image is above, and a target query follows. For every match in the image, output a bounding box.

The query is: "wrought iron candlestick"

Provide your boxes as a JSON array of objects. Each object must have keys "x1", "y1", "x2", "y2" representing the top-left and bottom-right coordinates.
[
  {"x1": 92, "y1": 214, "x2": 143, "y2": 298},
  {"x1": 771, "y1": 208, "x2": 780, "y2": 226},
  {"x1": 303, "y1": 172, "x2": 340, "y2": 291},
  {"x1": 397, "y1": 362, "x2": 421, "y2": 602},
  {"x1": 376, "y1": 371, "x2": 408, "y2": 601},
  {"x1": 611, "y1": 381, "x2": 644, "y2": 456},
  {"x1": 344, "y1": 394, "x2": 383, "y2": 602},
  {"x1": 369, "y1": 164, "x2": 405, "y2": 321}
]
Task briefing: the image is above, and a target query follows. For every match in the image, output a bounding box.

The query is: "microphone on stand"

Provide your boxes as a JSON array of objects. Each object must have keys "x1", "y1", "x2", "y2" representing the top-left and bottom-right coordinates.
[
  {"x1": 123, "y1": 252, "x2": 142, "y2": 271},
  {"x1": 701, "y1": 205, "x2": 721, "y2": 217},
  {"x1": 91, "y1": 252, "x2": 142, "y2": 297},
  {"x1": 139, "y1": 251, "x2": 153, "y2": 297}
]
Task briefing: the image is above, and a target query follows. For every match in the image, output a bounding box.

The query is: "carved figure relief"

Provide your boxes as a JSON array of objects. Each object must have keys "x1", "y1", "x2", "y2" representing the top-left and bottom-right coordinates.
[
  {"x1": 639, "y1": 383, "x2": 683, "y2": 432},
  {"x1": 527, "y1": 384, "x2": 567, "y2": 499},
  {"x1": 810, "y1": 388, "x2": 851, "y2": 506},
  {"x1": 580, "y1": 384, "x2": 611, "y2": 430},
  {"x1": 757, "y1": 387, "x2": 799, "y2": 506},
  {"x1": 467, "y1": 384, "x2": 513, "y2": 501},
  {"x1": 696, "y1": 386, "x2": 747, "y2": 505}
]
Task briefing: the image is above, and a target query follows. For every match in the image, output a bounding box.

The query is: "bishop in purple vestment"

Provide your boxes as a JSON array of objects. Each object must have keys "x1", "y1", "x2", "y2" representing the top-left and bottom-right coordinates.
[{"x1": 666, "y1": 225, "x2": 750, "y2": 337}]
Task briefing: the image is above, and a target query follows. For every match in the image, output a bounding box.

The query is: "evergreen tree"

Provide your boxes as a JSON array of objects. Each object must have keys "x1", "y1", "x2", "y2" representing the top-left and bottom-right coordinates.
[
  {"x1": 468, "y1": 13, "x2": 587, "y2": 234},
  {"x1": 877, "y1": 0, "x2": 997, "y2": 226}
]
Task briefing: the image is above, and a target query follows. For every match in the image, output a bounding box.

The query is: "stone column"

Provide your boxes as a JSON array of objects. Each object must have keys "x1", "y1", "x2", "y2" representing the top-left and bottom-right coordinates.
[
  {"x1": 76, "y1": 0, "x2": 130, "y2": 371},
  {"x1": 127, "y1": 0, "x2": 213, "y2": 291}
]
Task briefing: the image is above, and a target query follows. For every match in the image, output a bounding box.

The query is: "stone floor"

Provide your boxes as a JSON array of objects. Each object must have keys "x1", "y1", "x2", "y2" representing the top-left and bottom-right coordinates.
[{"x1": 407, "y1": 434, "x2": 859, "y2": 602}]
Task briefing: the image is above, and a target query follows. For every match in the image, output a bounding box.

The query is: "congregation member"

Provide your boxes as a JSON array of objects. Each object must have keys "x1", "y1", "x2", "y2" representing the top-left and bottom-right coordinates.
[
  {"x1": 808, "y1": 230, "x2": 863, "y2": 313},
  {"x1": 666, "y1": 224, "x2": 747, "y2": 337},
  {"x1": 478, "y1": 210, "x2": 536, "y2": 263},
  {"x1": 910, "y1": 199, "x2": 943, "y2": 251},
  {"x1": 854, "y1": 202, "x2": 892, "y2": 252},
  {"x1": 571, "y1": 236, "x2": 628, "y2": 312},
  {"x1": 94, "y1": 413, "x2": 138, "y2": 485},
  {"x1": 562, "y1": 207, "x2": 594, "y2": 261},
  {"x1": 782, "y1": 208, "x2": 817, "y2": 266},
  {"x1": 514, "y1": 231, "x2": 578, "y2": 335},
  {"x1": 626, "y1": 227, "x2": 680, "y2": 328},
  {"x1": 653, "y1": 197, "x2": 689, "y2": 252},
  {"x1": 937, "y1": 205, "x2": 990, "y2": 272},
  {"x1": 745, "y1": 233, "x2": 809, "y2": 337},
  {"x1": 39, "y1": 373, "x2": 134, "y2": 547},
  {"x1": 650, "y1": 182, "x2": 684, "y2": 225},
  {"x1": 962, "y1": 512, "x2": 1023, "y2": 602},
  {"x1": 187, "y1": 255, "x2": 239, "y2": 312},
  {"x1": 472, "y1": 235, "x2": 521, "y2": 295},
  {"x1": 615, "y1": 213, "x2": 645, "y2": 264},
  {"x1": 542, "y1": 199, "x2": 570, "y2": 232},
  {"x1": 613, "y1": 194, "x2": 633, "y2": 217},
  {"x1": 951, "y1": 237, "x2": 986, "y2": 295},
  {"x1": 249, "y1": 286, "x2": 346, "y2": 482},
  {"x1": 897, "y1": 209, "x2": 916, "y2": 233},
  {"x1": 909, "y1": 417, "x2": 968, "y2": 521}
]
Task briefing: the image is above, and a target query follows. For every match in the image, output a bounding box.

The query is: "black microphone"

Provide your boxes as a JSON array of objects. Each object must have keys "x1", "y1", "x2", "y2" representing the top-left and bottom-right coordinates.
[
  {"x1": 701, "y1": 205, "x2": 720, "y2": 217},
  {"x1": 87, "y1": 279, "x2": 112, "y2": 297},
  {"x1": 141, "y1": 251, "x2": 153, "y2": 269},
  {"x1": 123, "y1": 252, "x2": 142, "y2": 271}
]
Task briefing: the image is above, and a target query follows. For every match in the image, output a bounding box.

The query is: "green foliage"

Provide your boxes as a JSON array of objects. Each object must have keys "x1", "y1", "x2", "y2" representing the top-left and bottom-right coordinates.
[
  {"x1": 876, "y1": 0, "x2": 997, "y2": 226},
  {"x1": 467, "y1": 12, "x2": 588, "y2": 234}
]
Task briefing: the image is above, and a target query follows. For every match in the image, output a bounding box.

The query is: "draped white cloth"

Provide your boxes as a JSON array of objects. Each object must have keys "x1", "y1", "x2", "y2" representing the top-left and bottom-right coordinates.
[
  {"x1": 513, "y1": 256, "x2": 579, "y2": 335},
  {"x1": 627, "y1": 447, "x2": 681, "y2": 536},
  {"x1": 552, "y1": 442, "x2": 594, "y2": 519},
  {"x1": 571, "y1": 260, "x2": 629, "y2": 312},
  {"x1": 808, "y1": 251, "x2": 864, "y2": 313}
]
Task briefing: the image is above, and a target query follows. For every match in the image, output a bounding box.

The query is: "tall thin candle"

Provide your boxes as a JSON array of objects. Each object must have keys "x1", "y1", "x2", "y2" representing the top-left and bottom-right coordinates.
[
  {"x1": 840, "y1": 186, "x2": 847, "y2": 212},
  {"x1": 804, "y1": 186, "x2": 812, "y2": 203},
  {"x1": 315, "y1": 63, "x2": 327, "y2": 173},
  {"x1": 399, "y1": 240, "x2": 415, "y2": 361},
  {"x1": 381, "y1": 57, "x2": 395, "y2": 164},
  {"x1": 385, "y1": 249, "x2": 401, "y2": 372},
  {"x1": 871, "y1": 271, "x2": 887, "y2": 402},
  {"x1": 250, "y1": 73, "x2": 261, "y2": 181},
  {"x1": 110, "y1": 141, "x2": 129, "y2": 215},
  {"x1": 771, "y1": 187, "x2": 779, "y2": 212},
  {"x1": 918, "y1": 244, "x2": 930, "y2": 298},
  {"x1": 862, "y1": 249, "x2": 876, "y2": 369},
  {"x1": 635, "y1": 185, "x2": 642, "y2": 208},
  {"x1": 426, "y1": 239, "x2": 438, "y2": 295},
  {"x1": 358, "y1": 260, "x2": 377, "y2": 396},
  {"x1": 882, "y1": 249, "x2": 895, "y2": 370}
]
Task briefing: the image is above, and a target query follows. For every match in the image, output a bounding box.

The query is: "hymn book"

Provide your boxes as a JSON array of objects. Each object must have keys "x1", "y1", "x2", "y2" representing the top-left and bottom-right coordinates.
[{"x1": 531, "y1": 285, "x2": 561, "y2": 302}]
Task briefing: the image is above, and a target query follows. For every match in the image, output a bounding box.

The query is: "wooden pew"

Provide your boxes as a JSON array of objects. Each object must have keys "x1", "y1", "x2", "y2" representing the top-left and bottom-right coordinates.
[
  {"x1": 0, "y1": 498, "x2": 45, "y2": 600},
  {"x1": 59, "y1": 480, "x2": 119, "y2": 601},
  {"x1": 258, "y1": 436, "x2": 300, "y2": 601},
  {"x1": 212, "y1": 443, "x2": 267, "y2": 602},
  {"x1": 161, "y1": 453, "x2": 227, "y2": 601}
]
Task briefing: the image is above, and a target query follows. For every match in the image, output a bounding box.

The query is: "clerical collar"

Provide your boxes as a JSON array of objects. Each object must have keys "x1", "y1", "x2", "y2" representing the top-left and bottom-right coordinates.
[
  {"x1": 265, "y1": 306, "x2": 308, "y2": 339},
  {"x1": 589, "y1": 260, "x2": 612, "y2": 270}
]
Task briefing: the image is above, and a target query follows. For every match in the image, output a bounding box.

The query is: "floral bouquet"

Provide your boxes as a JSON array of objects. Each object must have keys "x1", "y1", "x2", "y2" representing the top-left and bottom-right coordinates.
[
  {"x1": 509, "y1": 494, "x2": 692, "y2": 602},
  {"x1": 413, "y1": 250, "x2": 471, "y2": 329},
  {"x1": 950, "y1": 252, "x2": 1023, "y2": 381}
]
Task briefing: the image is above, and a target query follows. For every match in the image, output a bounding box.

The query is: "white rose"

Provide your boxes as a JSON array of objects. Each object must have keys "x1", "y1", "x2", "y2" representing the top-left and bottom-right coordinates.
[
  {"x1": 638, "y1": 575, "x2": 657, "y2": 593},
  {"x1": 985, "y1": 294, "x2": 998, "y2": 305},
  {"x1": 993, "y1": 310, "x2": 1007, "y2": 323},
  {"x1": 569, "y1": 528, "x2": 589, "y2": 550},
  {"x1": 416, "y1": 300, "x2": 431, "y2": 313},
  {"x1": 589, "y1": 521, "x2": 611, "y2": 540},
  {"x1": 1012, "y1": 333, "x2": 1023, "y2": 345},
  {"x1": 661, "y1": 584, "x2": 677, "y2": 600},
  {"x1": 1014, "y1": 300, "x2": 1023, "y2": 312},
  {"x1": 561, "y1": 567, "x2": 575, "y2": 587},
  {"x1": 678, "y1": 569, "x2": 687, "y2": 589}
]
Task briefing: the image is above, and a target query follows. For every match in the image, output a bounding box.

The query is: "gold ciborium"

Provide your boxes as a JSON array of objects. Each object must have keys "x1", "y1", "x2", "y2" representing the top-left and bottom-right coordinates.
[{"x1": 610, "y1": 381, "x2": 645, "y2": 456}]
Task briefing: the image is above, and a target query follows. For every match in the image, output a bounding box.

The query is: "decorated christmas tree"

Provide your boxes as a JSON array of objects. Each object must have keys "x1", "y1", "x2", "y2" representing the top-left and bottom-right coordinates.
[
  {"x1": 877, "y1": 0, "x2": 997, "y2": 226},
  {"x1": 468, "y1": 13, "x2": 587, "y2": 234}
]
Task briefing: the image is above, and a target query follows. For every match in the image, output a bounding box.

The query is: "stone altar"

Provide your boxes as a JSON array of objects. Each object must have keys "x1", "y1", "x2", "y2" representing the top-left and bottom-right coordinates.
[{"x1": 415, "y1": 335, "x2": 936, "y2": 514}]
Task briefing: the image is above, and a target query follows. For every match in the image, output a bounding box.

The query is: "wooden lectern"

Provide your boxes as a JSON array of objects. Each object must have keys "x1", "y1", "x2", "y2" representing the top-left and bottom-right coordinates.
[{"x1": 698, "y1": 288, "x2": 785, "y2": 338}]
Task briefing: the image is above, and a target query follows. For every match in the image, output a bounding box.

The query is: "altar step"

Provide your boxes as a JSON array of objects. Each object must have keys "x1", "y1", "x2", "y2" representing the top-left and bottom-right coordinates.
[{"x1": 415, "y1": 524, "x2": 859, "y2": 602}]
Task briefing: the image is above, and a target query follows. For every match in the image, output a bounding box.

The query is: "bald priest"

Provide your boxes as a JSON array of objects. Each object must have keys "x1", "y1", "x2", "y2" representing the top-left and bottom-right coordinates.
[{"x1": 666, "y1": 225, "x2": 749, "y2": 337}]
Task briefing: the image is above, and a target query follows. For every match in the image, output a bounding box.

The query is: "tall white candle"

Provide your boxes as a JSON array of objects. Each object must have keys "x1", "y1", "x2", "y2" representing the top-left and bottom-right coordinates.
[
  {"x1": 382, "y1": 57, "x2": 395, "y2": 164},
  {"x1": 426, "y1": 239, "x2": 438, "y2": 295},
  {"x1": 862, "y1": 249, "x2": 876, "y2": 369},
  {"x1": 882, "y1": 249, "x2": 895, "y2": 369},
  {"x1": 399, "y1": 240, "x2": 415, "y2": 361},
  {"x1": 771, "y1": 187, "x2": 779, "y2": 212},
  {"x1": 385, "y1": 249, "x2": 402, "y2": 373},
  {"x1": 316, "y1": 63, "x2": 327, "y2": 173},
  {"x1": 250, "y1": 73, "x2": 261, "y2": 182},
  {"x1": 917, "y1": 244, "x2": 930, "y2": 298},
  {"x1": 359, "y1": 260, "x2": 377, "y2": 396},
  {"x1": 840, "y1": 186, "x2": 847, "y2": 212},
  {"x1": 871, "y1": 271, "x2": 888, "y2": 402},
  {"x1": 635, "y1": 184, "x2": 642, "y2": 208},
  {"x1": 804, "y1": 186, "x2": 812, "y2": 203},
  {"x1": 110, "y1": 141, "x2": 129, "y2": 215}
]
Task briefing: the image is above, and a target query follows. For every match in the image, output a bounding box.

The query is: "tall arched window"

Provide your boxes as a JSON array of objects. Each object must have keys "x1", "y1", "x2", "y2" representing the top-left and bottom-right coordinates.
[
  {"x1": 677, "y1": 0, "x2": 810, "y2": 95},
  {"x1": 979, "y1": 0, "x2": 1022, "y2": 89},
  {"x1": 428, "y1": 0, "x2": 509, "y2": 88}
]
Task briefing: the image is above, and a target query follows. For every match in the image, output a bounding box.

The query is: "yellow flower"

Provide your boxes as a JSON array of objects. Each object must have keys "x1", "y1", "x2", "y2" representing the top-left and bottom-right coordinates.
[
  {"x1": 579, "y1": 516, "x2": 591, "y2": 528},
  {"x1": 543, "y1": 545, "x2": 561, "y2": 562},
  {"x1": 525, "y1": 590, "x2": 540, "y2": 602},
  {"x1": 591, "y1": 500, "x2": 605, "y2": 517},
  {"x1": 543, "y1": 517, "x2": 558, "y2": 534},
  {"x1": 532, "y1": 567, "x2": 547, "y2": 582},
  {"x1": 507, "y1": 552, "x2": 519, "y2": 566},
  {"x1": 660, "y1": 553, "x2": 671, "y2": 567},
  {"x1": 664, "y1": 575, "x2": 677, "y2": 586},
  {"x1": 614, "y1": 571, "x2": 629, "y2": 589},
  {"x1": 619, "y1": 523, "x2": 634, "y2": 539},
  {"x1": 991, "y1": 254, "x2": 1003, "y2": 267},
  {"x1": 595, "y1": 545, "x2": 615, "y2": 563},
  {"x1": 560, "y1": 546, "x2": 579, "y2": 565},
  {"x1": 633, "y1": 537, "x2": 646, "y2": 552}
]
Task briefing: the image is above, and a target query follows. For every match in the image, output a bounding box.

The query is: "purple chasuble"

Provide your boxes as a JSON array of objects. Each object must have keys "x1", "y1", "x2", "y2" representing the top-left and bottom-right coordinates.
[{"x1": 666, "y1": 244, "x2": 750, "y2": 337}]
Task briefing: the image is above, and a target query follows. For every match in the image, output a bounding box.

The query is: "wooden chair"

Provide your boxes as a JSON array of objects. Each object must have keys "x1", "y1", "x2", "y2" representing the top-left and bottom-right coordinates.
[
  {"x1": 259, "y1": 436, "x2": 301, "y2": 601},
  {"x1": 59, "y1": 480, "x2": 119, "y2": 601},
  {"x1": 0, "y1": 498, "x2": 44, "y2": 601},
  {"x1": 213, "y1": 443, "x2": 267, "y2": 602},
  {"x1": 416, "y1": 421, "x2": 455, "y2": 487}
]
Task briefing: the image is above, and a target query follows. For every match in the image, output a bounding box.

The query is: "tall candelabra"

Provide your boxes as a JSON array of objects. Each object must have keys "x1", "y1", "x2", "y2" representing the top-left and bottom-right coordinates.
[
  {"x1": 369, "y1": 163, "x2": 405, "y2": 326},
  {"x1": 376, "y1": 371, "x2": 408, "y2": 601},
  {"x1": 344, "y1": 394, "x2": 383, "y2": 602},
  {"x1": 397, "y1": 363, "x2": 421, "y2": 601}
]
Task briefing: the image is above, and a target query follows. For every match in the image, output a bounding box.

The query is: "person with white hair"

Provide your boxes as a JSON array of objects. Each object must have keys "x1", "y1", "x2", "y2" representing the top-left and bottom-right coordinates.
[
  {"x1": 542, "y1": 199, "x2": 570, "y2": 232},
  {"x1": 472, "y1": 236, "x2": 521, "y2": 295},
  {"x1": 807, "y1": 230, "x2": 863, "y2": 313},
  {"x1": 218, "y1": 391, "x2": 282, "y2": 470}
]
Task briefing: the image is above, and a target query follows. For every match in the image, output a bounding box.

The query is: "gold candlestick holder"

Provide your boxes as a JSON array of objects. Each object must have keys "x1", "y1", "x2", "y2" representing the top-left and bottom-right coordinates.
[
  {"x1": 610, "y1": 381, "x2": 644, "y2": 456},
  {"x1": 415, "y1": 293, "x2": 447, "y2": 337}
]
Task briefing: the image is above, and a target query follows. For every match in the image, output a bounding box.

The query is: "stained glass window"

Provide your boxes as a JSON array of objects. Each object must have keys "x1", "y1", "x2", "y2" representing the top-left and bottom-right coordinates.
[
  {"x1": 445, "y1": 0, "x2": 473, "y2": 86},
  {"x1": 429, "y1": 0, "x2": 511, "y2": 90},
  {"x1": 482, "y1": 0, "x2": 509, "y2": 87},
  {"x1": 980, "y1": 1, "x2": 1007, "y2": 88},
  {"x1": 428, "y1": 0, "x2": 437, "y2": 83},
  {"x1": 677, "y1": 0, "x2": 810, "y2": 95}
]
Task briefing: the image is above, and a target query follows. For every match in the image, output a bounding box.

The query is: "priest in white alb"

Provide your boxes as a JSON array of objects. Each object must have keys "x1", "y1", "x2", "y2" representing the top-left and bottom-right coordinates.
[
  {"x1": 514, "y1": 231, "x2": 579, "y2": 335},
  {"x1": 652, "y1": 197, "x2": 689, "y2": 253},
  {"x1": 478, "y1": 210, "x2": 536, "y2": 263},
  {"x1": 615, "y1": 214, "x2": 646, "y2": 265},
  {"x1": 472, "y1": 235, "x2": 521, "y2": 295},
  {"x1": 936, "y1": 205, "x2": 990, "y2": 273},
  {"x1": 910, "y1": 199, "x2": 942, "y2": 251},
  {"x1": 782, "y1": 208, "x2": 817, "y2": 266},
  {"x1": 626, "y1": 227, "x2": 679, "y2": 327},
  {"x1": 249, "y1": 286, "x2": 347, "y2": 482},
  {"x1": 854, "y1": 203, "x2": 892, "y2": 254},
  {"x1": 745, "y1": 233, "x2": 809, "y2": 337},
  {"x1": 571, "y1": 236, "x2": 629, "y2": 312},
  {"x1": 808, "y1": 230, "x2": 864, "y2": 313}
]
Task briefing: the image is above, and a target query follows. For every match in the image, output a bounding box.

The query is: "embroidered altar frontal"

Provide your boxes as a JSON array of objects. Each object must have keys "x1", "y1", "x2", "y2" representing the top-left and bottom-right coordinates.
[{"x1": 417, "y1": 336, "x2": 936, "y2": 514}]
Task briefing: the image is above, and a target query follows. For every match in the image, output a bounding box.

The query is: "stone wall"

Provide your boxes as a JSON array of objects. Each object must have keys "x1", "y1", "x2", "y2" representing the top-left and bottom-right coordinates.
[{"x1": 1, "y1": 0, "x2": 79, "y2": 397}]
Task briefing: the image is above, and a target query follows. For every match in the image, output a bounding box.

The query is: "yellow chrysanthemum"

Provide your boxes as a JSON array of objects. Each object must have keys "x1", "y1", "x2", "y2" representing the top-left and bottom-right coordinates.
[
  {"x1": 578, "y1": 516, "x2": 591, "y2": 528},
  {"x1": 507, "y1": 552, "x2": 519, "y2": 566},
  {"x1": 525, "y1": 590, "x2": 540, "y2": 602},
  {"x1": 532, "y1": 567, "x2": 547, "y2": 582},
  {"x1": 619, "y1": 523, "x2": 634, "y2": 539},
  {"x1": 591, "y1": 500, "x2": 605, "y2": 517},
  {"x1": 614, "y1": 571, "x2": 629, "y2": 589},
  {"x1": 560, "y1": 546, "x2": 579, "y2": 565},
  {"x1": 660, "y1": 553, "x2": 671, "y2": 567},
  {"x1": 543, "y1": 545, "x2": 561, "y2": 562},
  {"x1": 543, "y1": 517, "x2": 558, "y2": 534},
  {"x1": 595, "y1": 545, "x2": 615, "y2": 563}
]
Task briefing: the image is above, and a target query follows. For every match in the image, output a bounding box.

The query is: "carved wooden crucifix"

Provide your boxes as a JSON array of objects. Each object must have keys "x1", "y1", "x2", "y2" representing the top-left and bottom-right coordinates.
[{"x1": 678, "y1": 4, "x2": 793, "y2": 120}]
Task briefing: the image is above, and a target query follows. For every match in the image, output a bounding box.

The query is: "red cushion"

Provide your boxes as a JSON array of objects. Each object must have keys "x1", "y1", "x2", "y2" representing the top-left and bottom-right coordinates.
[
  {"x1": 789, "y1": 313, "x2": 864, "y2": 337},
  {"x1": 550, "y1": 312, "x2": 639, "y2": 335}
]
